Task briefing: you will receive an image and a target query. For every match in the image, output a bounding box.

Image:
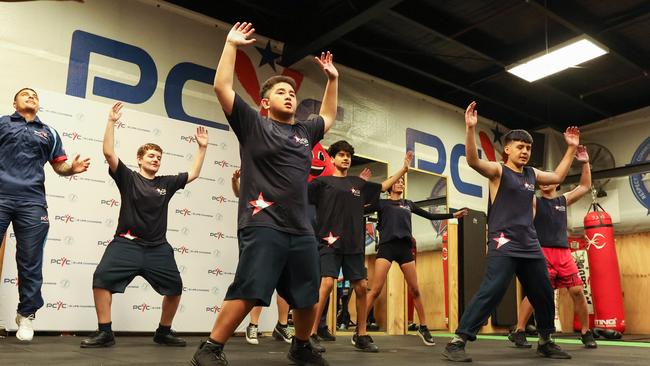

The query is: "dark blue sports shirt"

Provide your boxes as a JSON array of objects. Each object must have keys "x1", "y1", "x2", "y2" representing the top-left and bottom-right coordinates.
[
  {"x1": 0, "y1": 112, "x2": 67, "y2": 205},
  {"x1": 534, "y1": 195, "x2": 569, "y2": 248}
]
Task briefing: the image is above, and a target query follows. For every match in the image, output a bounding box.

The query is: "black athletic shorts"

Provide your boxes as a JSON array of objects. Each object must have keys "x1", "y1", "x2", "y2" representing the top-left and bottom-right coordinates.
[
  {"x1": 376, "y1": 238, "x2": 414, "y2": 265},
  {"x1": 225, "y1": 227, "x2": 320, "y2": 309},
  {"x1": 92, "y1": 237, "x2": 182, "y2": 296},
  {"x1": 320, "y1": 252, "x2": 367, "y2": 282}
]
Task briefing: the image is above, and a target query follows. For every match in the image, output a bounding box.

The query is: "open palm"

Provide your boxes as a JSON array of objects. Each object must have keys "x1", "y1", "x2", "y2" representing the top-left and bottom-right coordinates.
[
  {"x1": 314, "y1": 51, "x2": 338, "y2": 80},
  {"x1": 226, "y1": 22, "x2": 256, "y2": 47}
]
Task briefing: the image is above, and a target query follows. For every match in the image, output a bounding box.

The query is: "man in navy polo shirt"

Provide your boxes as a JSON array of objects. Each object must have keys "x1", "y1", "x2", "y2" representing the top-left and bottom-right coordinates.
[{"x1": 0, "y1": 87, "x2": 90, "y2": 341}]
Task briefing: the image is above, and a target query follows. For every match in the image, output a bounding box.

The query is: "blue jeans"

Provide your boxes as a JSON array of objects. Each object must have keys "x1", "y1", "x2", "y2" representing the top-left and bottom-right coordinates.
[
  {"x1": 0, "y1": 198, "x2": 50, "y2": 316},
  {"x1": 456, "y1": 255, "x2": 556, "y2": 341}
]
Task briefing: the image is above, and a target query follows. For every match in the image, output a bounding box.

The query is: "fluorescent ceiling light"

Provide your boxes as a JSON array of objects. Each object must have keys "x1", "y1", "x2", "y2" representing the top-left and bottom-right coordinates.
[{"x1": 507, "y1": 37, "x2": 608, "y2": 82}]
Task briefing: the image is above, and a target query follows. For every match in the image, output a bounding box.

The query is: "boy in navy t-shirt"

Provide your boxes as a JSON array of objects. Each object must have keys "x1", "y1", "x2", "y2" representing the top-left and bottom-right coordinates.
[
  {"x1": 191, "y1": 22, "x2": 338, "y2": 366},
  {"x1": 443, "y1": 101, "x2": 578, "y2": 362}
]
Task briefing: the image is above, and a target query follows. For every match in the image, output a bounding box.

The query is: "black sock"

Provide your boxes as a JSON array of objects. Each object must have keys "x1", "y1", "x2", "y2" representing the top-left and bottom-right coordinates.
[
  {"x1": 157, "y1": 324, "x2": 171, "y2": 335},
  {"x1": 206, "y1": 338, "x2": 224, "y2": 349},
  {"x1": 248, "y1": 322, "x2": 258, "y2": 327},
  {"x1": 98, "y1": 322, "x2": 112, "y2": 333},
  {"x1": 419, "y1": 324, "x2": 428, "y2": 330}
]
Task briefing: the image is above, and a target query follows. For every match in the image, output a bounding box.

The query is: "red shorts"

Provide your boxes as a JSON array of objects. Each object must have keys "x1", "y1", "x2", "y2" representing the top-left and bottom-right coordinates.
[{"x1": 542, "y1": 247, "x2": 583, "y2": 289}]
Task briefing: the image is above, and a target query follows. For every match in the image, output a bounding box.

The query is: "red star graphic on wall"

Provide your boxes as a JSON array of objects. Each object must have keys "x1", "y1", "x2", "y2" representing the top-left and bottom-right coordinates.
[
  {"x1": 249, "y1": 192, "x2": 274, "y2": 216},
  {"x1": 323, "y1": 232, "x2": 340, "y2": 247},
  {"x1": 493, "y1": 233, "x2": 511, "y2": 249}
]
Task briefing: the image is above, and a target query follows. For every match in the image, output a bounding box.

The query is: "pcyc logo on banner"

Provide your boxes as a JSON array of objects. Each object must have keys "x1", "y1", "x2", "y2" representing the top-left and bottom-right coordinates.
[
  {"x1": 101, "y1": 198, "x2": 120, "y2": 208},
  {"x1": 97, "y1": 239, "x2": 112, "y2": 247},
  {"x1": 208, "y1": 267, "x2": 235, "y2": 277},
  {"x1": 3, "y1": 277, "x2": 19, "y2": 286},
  {"x1": 176, "y1": 208, "x2": 191, "y2": 216},
  {"x1": 174, "y1": 245, "x2": 190, "y2": 255},
  {"x1": 214, "y1": 160, "x2": 230, "y2": 168},
  {"x1": 180, "y1": 135, "x2": 196, "y2": 143},
  {"x1": 133, "y1": 302, "x2": 161, "y2": 312},
  {"x1": 55, "y1": 214, "x2": 75, "y2": 223},
  {"x1": 209, "y1": 232, "x2": 237, "y2": 240},
  {"x1": 205, "y1": 305, "x2": 222, "y2": 313},
  {"x1": 62, "y1": 131, "x2": 82, "y2": 141},
  {"x1": 46, "y1": 301, "x2": 67, "y2": 310},
  {"x1": 51, "y1": 257, "x2": 72, "y2": 267}
]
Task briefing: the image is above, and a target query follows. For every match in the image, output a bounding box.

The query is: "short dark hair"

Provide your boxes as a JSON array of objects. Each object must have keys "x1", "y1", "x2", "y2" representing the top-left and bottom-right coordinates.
[
  {"x1": 137, "y1": 143, "x2": 163, "y2": 160},
  {"x1": 14, "y1": 87, "x2": 37, "y2": 101},
  {"x1": 328, "y1": 140, "x2": 354, "y2": 158},
  {"x1": 259, "y1": 76, "x2": 297, "y2": 99},
  {"x1": 504, "y1": 129, "x2": 533, "y2": 145}
]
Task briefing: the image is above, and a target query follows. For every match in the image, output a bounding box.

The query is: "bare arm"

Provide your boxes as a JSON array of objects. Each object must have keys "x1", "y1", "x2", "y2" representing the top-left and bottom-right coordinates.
[
  {"x1": 535, "y1": 126, "x2": 580, "y2": 185},
  {"x1": 564, "y1": 145, "x2": 591, "y2": 205},
  {"x1": 213, "y1": 22, "x2": 256, "y2": 116},
  {"x1": 231, "y1": 169, "x2": 240, "y2": 198},
  {"x1": 464, "y1": 102, "x2": 501, "y2": 179},
  {"x1": 315, "y1": 51, "x2": 339, "y2": 133},
  {"x1": 187, "y1": 127, "x2": 208, "y2": 184},
  {"x1": 51, "y1": 154, "x2": 90, "y2": 176},
  {"x1": 381, "y1": 151, "x2": 413, "y2": 192},
  {"x1": 103, "y1": 102, "x2": 122, "y2": 173}
]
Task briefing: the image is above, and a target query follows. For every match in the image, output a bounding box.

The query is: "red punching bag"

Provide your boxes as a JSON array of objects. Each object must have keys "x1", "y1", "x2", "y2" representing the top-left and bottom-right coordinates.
[
  {"x1": 568, "y1": 236, "x2": 595, "y2": 331},
  {"x1": 584, "y1": 203, "x2": 625, "y2": 333}
]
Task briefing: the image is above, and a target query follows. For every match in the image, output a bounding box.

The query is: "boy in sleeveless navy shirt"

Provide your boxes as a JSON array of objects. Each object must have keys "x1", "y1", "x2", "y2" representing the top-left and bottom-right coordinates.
[
  {"x1": 509, "y1": 145, "x2": 597, "y2": 349},
  {"x1": 443, "y1": 101, "x2": 579, "y2": 362},
  {"x1": 191, "y1": 22, "x2": 338, "y2": 366}
]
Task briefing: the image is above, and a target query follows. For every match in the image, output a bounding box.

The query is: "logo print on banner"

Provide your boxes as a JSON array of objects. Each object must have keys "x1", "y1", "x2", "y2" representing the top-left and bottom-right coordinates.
[
  {"x1": 51, "y1": 257, "x2": 72, "y2": 267},
  {"x1": 629, "y1": 137, "x2": 650, "y2": 214},
  {"x1": 176, "y1": 208, "x2": 191, "y2": 216},
  {"x1": 3, "y1": 277, "x2": 19, "y2": 286},
  {"x1": 101, "y1": 199, "x2": 120, "y2": 207},
  {"x1": 133, "y1": 303, "x2": 161, "y2": 312},
  {"x1": 55, "y1": 214, "x2": 74, "y2": 223},
  {"x1": 46, "y1": 301, "x2": 67, "y2": 310},
  {"x1": 206, "y1": 305, "x2": 222, "y2": 313},
  {"x1": 208, "y1": 267, "x2": 235, "y2": 277}
]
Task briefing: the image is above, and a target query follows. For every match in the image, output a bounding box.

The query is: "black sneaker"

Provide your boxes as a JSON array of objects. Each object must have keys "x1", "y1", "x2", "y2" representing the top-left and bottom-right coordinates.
[
  {"x1": 508, "y1": 330, "x2": 532, "y2": 348},
  {"x1": 353, "y1": 333, "x2": 379, "y2": 353},
  {"x1": 272, "y1": 323, "x2": 293, "y2": 344},
  {"x1": 190, "y1": 341, "x2": 228, "y2": 366},
  {"x1": 287, "y1": 338, "x2": 330, "y2": 366},
  {"x1": 309, "y1": 334, "x2": 325, "y2": 353},
  {"x1": 153, "y1": 329, "x2": 186, "y2": 347},
  {"x1": 580, "y1": 330, "x2": 598, "y2": 349},
  {"x1": 317, "y1": 326, "x2": 336, "y2": 342},
  {"x1": 442, "y1": 341, "x2": 472, "y2": 362},
  {"x1": 80, "y1": 330, "x2": 115, "y2": 348},
  {"x1": 417, "y1": 325, "x2": 435, "y2": 346},
  {"x1": 537, "y1": 340, "x2": 571, "y2": 359}
]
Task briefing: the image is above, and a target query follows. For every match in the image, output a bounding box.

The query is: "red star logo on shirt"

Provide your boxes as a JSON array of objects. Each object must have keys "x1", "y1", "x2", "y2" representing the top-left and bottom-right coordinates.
[
  {"x1": 249, "y1": 192, "x2": 273, "y2": 216},
  {"x1": 119, "y1": 230, "x2": 138, "y2": 240},
  {"x1": 323, "y1": 232, "x2": 339, "y2": 247},
  {"x1": 494, "y1": 233, "x2": 511, "y2": 249}
]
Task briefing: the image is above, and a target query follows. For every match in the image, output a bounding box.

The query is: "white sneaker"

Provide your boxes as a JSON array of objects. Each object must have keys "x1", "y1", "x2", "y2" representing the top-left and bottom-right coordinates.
[
  {"x1": 15, "y1": 314, "x2": 35, "y2": 341},
  {"x1": 245, "y1": 324, "x2": 259, "y2": 345}
]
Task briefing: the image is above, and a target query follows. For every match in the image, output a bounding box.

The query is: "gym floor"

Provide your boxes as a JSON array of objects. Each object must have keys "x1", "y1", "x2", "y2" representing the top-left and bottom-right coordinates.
[{"x1": 1, "y1": 331, "x2": 648, "y2": 365}]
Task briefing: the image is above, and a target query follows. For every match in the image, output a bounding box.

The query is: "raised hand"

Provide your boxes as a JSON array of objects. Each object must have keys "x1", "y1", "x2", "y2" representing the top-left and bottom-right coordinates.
[
  {"x1": 465, "y1": 101, "x2": 478, "y2": 128},
  {"x1": 108, "y1": 102, "x2": 123, "y2": 123},
  {"x1": 195, "y1": 126, "x2": 209, "y2": 148},
  {"x1": 226, "y1": 22, "x2": 256, "y2": 47},
  {"x1": 564, "y1": 126, "x2": 580, "y2": 147},
  {"x1": 70, "y1": 154, "x2": 90, "y2": 174},
  {"x1": 575, "y1": 145, "x2": 589, "y2": 163},
  {"x1": 453, "y1": 208, "x2": 469, "y2": 219},
  {"x1": 359, "y1": 168, "x2": 372, "y2": 181},
  {"x1": 314, "y1": 51, "x2": 338, "y2": 80},
  {"x1": 403, "y1": 150, "x2": 414, "y2": 170}
]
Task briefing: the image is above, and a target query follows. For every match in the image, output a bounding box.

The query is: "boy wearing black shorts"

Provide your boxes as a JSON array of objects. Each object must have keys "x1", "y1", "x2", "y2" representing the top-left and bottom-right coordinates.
[
  {"x1": 81, "y1": 102, "x2": 209, "y2": 348},
  {"x1": 191, "y1": 22, "x2": 339, "y2": 366}
]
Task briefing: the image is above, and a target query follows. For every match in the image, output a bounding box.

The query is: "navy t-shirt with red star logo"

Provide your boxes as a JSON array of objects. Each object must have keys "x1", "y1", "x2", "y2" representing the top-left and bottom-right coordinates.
[
  {"x1": 0, "y1": 113, "x2": 67, "y2": 205},
  {"x1": 486, "y1": 165, "x2": 544, "y2": 258},
  {"x1": 309, "y1": 176, "x2": 382, "y2": 254},
  {"x1": 534, "y1": 195, "x2": 569, "y2": 248},
  {"x1": 110, "y1": 159, "x2": 188, "y2": 246},
  {"x1": 226, "y1": 94, "x2": 324, "y2": 235}
]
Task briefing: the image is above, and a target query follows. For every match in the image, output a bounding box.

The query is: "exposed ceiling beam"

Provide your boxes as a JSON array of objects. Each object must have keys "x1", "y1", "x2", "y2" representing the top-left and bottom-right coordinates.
[
  {"x1": 337, "y1": 39, "x2": 548, "y2": 125},
  {"x1": 386, "y1": 10, "x2": 611, "y2": 118},
  {"x1": 564, "y1": 161, "x2": 650, "y2": 185},
  {"x1": 597, "y1": 2, "x2": 650, "y2": 34},
  {"x1": 526, "y1": 0, "x2": 649, "y2": 73},
  {"x1": 279, "y1": 0, "x2": 404, "y2": 67}
]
